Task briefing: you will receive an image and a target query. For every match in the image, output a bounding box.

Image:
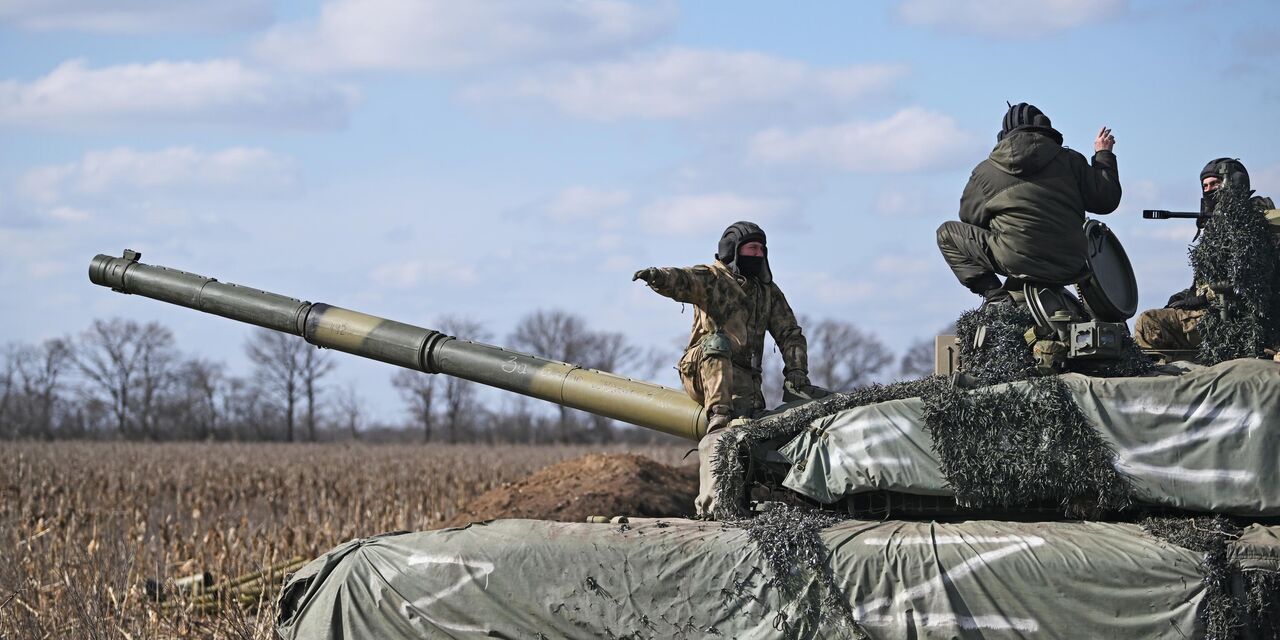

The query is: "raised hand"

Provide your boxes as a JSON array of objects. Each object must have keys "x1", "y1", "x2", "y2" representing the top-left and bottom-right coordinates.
[{"x1": 1094, "y1": 126, "x2": 1115, "y2": 152}]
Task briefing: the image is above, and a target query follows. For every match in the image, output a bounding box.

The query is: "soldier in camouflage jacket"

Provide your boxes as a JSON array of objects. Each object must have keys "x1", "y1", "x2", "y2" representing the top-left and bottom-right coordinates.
[{"x1": 634, "y1": 221, "x2": 823, "y2": 516}]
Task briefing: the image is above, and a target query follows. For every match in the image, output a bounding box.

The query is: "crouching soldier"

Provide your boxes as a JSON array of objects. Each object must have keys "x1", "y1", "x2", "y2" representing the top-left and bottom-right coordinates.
[
  {"x1": 937, "y1": 103, "x2": 1122, "y2": 307},
  {"x1": 633, "y1": 221, "x2": 826, "y2": 517}
]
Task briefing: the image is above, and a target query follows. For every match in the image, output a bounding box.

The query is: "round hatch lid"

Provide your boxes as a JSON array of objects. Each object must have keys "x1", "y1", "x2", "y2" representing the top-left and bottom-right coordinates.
[{"x1": 1077, "y1": 219, "x2": 1139, "y2": 322}]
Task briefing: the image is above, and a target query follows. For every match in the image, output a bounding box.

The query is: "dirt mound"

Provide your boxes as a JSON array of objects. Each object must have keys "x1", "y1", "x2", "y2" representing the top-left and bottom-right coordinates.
[{"x1": 440, "y1": 453, "x2": 698, "y2": 528}]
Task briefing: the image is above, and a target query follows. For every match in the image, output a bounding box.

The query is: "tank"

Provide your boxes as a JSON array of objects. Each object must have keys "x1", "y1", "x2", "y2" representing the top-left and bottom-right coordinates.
[{"x1": 88, "y1": 250, "x2": 1280, "y2": 639}]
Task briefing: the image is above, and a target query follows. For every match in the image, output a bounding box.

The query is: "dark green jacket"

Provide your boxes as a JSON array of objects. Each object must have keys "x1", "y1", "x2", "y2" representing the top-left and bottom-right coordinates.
[{"x1": 959, "y1": 131, "x2": 1122, "y2": 283}]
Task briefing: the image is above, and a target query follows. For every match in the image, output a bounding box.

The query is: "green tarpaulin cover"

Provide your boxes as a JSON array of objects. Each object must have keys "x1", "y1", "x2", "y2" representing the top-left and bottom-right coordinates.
[
  {"x1": 781, "y1": 359, "x2": 1280, "y2": 515},
  {"x1": 277, "y1": 518, "x2": 1279, "y2": 639}
]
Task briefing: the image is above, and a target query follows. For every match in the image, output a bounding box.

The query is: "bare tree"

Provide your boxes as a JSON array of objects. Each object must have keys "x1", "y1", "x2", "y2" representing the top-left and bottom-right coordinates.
[
  {"x1": 7, "y1": 339, "x2": 73, "y2": 438},
  {"x1": 803, "y1": 317, "x2": 894, "y2": 391},
  {"x1": 332, "y1": 382, "x2": 364, "y2": 440},
  {"x1": 170, "y1": 358, "x2": 225, "y2": 439},
  {"x1": 0, "y1": 344, "x2": 17, "y2": 434},
  {"x1": 245, "y1": 328, "x2": 306, "y2": 442},
  {"x1": 391, "y1": 369, "x2": 436, "y2": 442},
  {"x1": 436, "y1": 315, "x2": 491, "y2": 443},
  {"x1": 899, "y1": 324, "x2": 957, "y2": 380},
  {"x1": 76, "y1": 318, "x2": 176, "y2": 439},
  {"x1": 509, "y1": 310, "x2": 592, "y2": 442},
  {"x1": 300, "y1": 347, "x2": 335, "y2": 442},
  {"x1": 898, "y1": 338, "x2": 935, "y2": 380}
]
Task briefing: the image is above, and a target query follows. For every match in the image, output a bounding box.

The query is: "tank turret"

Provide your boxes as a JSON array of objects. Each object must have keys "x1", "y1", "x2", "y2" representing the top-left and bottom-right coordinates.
[{"x1": 89, "y1": 251, "x2": 707, "y2": 441}]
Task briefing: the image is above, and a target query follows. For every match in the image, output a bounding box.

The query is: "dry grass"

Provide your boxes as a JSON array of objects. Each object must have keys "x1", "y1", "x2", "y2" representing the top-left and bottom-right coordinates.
[{"x1": 0, "y1": 441, "x2": 688, "y2": 639}]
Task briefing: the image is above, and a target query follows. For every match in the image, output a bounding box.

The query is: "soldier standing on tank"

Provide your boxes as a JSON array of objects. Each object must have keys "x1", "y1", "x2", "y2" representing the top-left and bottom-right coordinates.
[
  {"x1": 1134, "y1": 158, "x2": 1280, "y2": 355},
  {"x1": 633, "y1": 221, "x2": 826, "y2": 517},
  {"x1": 936, "y1": 103, "x2": 1122, "y2": 306}
]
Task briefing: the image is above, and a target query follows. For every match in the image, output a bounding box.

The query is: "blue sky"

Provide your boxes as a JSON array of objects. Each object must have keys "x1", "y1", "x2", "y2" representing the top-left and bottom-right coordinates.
[{"x1": 2, "y1": 0, "x2": 1278, "y2": 422}]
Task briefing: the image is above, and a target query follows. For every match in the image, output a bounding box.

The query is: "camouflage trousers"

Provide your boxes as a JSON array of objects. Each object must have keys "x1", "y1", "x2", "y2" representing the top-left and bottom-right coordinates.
[
  {"x1": 679, "y1": 344, "x2": 764, "y2": 519},
  {"x1": 1134, "y1": 307, "x2": 1205, "y2": 351},
  {"x1": 677, "y1": 345, "x2": 766, "y2": 419}
]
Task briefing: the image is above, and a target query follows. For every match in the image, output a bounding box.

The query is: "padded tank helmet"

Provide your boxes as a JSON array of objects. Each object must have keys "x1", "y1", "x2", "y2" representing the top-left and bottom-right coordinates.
[
  {"x1": 1200, "y1": 157, "x2": 1250, "y2": 192},
  {"x1": 715, "y1": 221, "x2": 772, "y2": 282}
]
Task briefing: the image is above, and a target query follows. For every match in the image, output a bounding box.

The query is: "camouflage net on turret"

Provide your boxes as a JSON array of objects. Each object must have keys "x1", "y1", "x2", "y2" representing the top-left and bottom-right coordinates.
[
  {"x1": 1142, "y1": 517, "x2": 1280, "y2": 640},
  {"x1": 955, "y1": 300, "x2": 1153, "y2": 383},
  {"x1": 1191, "y1": 183, "x2": 1280, "y2": 364},
  {"x1": 711, "y1": 377, "x2": 948, "y2": 521},
  {"x1": 954, "y1": 304, "x2": 1038, "y2": 384},
  {"x1": 923, "y1": 376, "x2": 1132, "y2": 514}
]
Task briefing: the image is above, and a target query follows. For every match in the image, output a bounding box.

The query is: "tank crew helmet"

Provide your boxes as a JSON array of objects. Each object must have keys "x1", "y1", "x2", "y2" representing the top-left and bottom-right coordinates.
[
  {"x1": 1199, "y1": 157, "x2": 1251, "y2": 217},
  {"x1": 997, "y1": 102, "x2": 1063, "y2": 145},
  {"x1": 1200, "y1": 157, "x2": 1250, "y2": 192},
  {"x1": 715, "y1": 221, "x2": 772, "y2": 282}
]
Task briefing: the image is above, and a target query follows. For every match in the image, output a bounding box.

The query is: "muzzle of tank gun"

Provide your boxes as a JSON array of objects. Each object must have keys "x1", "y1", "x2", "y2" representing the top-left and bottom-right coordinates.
[{"x1": 88, "y1": 250, "x2": 708, "y2": 440}]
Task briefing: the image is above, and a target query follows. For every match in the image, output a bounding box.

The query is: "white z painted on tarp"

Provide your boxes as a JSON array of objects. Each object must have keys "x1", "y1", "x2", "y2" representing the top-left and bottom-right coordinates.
[
  {"x1": 1112, "y1": 402, "x2": 1260, "y2": 484},
  {"x1": 853, "y1": 533, "x2": 1045, "y2": 632},
  {"x1": 827, "y1": 413, "x2": 916, "y2": 470},
  {"x1": 376, "y1": 553, "x2": 497, "y2": 634}
]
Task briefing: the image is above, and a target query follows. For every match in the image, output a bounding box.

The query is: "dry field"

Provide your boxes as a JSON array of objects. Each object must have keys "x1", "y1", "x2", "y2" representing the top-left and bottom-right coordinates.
[{"x1": 0, "y1": 441, "x2": 688, "y2": 639}]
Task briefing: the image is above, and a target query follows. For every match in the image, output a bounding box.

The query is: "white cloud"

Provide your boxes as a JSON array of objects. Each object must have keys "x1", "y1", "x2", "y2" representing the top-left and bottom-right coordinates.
[
  {"x1": 640, "y1": 193, "x2": 791, "y2": 236},
  {"x1": 467, "y1": 47, "x2": 906, "y2": 120},
  {"x1": 545, "y1": 186, "x2": 632, "y2": 222},
  {"x1": 371, "y1": 258, "x2": 478, "y2": 288},
  {"x1": 896, "y1": 0, "x2": 1127, "y2": 38},
  {"x1": 0, "y1": 59, "x2": 358, "y2": 130},
  {"x1": 18, "y1": 147, "x2": 300, "y2": 204},
  {"x1": 748, "y1": 107, "x2": 979, "y2": 173},
  {"x1": 253, "y1": 0, "x2": 673, "y2": 73},
  {"x1": 0, "y1": 0, "x2": 271, "y2": 34}
]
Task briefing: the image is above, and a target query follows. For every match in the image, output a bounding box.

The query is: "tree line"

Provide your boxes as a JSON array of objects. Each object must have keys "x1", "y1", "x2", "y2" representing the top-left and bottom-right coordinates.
[{"x1": 1, "y1": 311, "x2": 937, "y2": 443}]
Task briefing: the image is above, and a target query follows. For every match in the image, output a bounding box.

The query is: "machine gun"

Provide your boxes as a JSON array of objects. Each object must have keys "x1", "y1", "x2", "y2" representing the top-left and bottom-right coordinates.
[{"x1": 1142, "y1": 209, "x2": 1206, "y2": 221}]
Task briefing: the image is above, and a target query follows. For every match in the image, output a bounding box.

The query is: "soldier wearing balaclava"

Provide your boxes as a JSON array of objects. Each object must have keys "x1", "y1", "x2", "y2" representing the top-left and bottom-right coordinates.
[
  {"x1": 936, "y1": 103, "x2": 1122, "y2": 306},
  {"x1": 1134, "y1": 157, "x2": 1280, "y2": 354},
  {"x1": 633, "y1": 221, "x2": 825, "y2": 518}
]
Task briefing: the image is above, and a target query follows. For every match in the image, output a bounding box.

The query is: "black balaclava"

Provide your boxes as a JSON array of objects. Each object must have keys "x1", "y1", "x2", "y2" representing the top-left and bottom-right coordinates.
[
  {"x1": 997, "y1": 102, "x2": 1064, "y2": 145},
  {"x1": 1200, "y1": 157, "x2": 1251, "y2": 215},
  {"x1": 715, "y1": 221, "x2": 771, "y2": 282}
]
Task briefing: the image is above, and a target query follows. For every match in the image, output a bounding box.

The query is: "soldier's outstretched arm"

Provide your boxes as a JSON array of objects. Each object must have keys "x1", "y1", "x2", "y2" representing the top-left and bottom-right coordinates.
[{"x1": 632, "y1": 265, "x2": 715, "y2": 305}]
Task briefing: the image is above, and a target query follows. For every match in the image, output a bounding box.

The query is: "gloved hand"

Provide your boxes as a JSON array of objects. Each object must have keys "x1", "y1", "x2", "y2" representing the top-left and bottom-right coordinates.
[
  {"x1": 632, "y1": 268, "x2": 662, "y2": 286},
  {"x1": 1167, "y1": 294, "x2": 1210, "y2": 311},
  {"x1": 782, "y1": 372, "x2": 830, "y2": 403}
]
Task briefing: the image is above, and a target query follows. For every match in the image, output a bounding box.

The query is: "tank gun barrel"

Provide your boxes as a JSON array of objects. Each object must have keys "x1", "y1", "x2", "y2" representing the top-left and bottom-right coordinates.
[{"x1": 88, "y1": 250, "x2": 707, "y2": 441}]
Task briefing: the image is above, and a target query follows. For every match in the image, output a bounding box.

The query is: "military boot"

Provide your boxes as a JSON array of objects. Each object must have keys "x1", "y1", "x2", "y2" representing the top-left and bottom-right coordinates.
[{"x1": 695, "y1": 405, "x2": 734, "y2": 519}]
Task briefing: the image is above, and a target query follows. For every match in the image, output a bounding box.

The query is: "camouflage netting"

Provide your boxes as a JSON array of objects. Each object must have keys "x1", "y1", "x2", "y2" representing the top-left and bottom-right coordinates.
[
  {"x1": 955, "y1": 302, "x2": 1153, "y2": 382},
  {"x1": 1191, "y1": 183, "x2": 1280, "y2": 364},
  {"x1": 1142, "y1": 517, "x2": 1280, "y2": 640},
  {"x1": 954, "y1": 304, "x2": 1038, "y2": 384},
  {"x1": 741, "y1": 504, "x2": 865, "y2": 639},
  {"x1": 713, "y1": 304, "x2": 1136, "y2": 520},
  {"x1": 711, "y1": 377, "x2": 948, "y2": 520},
  {"x1": 922, "y1": 376, "x2": 1132, "y2": 514}
]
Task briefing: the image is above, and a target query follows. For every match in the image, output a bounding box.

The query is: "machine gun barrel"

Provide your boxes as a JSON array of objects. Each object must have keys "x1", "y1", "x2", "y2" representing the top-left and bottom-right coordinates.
[
  {"x1": 88, "y1": 251, "x2": 707, "y2": 441},
  {"x1": 1142, "y1": 209, "x2": 1205, "y2": 220}
]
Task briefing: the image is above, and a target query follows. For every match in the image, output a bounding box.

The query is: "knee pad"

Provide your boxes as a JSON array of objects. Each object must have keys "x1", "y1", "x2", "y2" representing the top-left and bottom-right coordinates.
[{"x1": 699, "y1": 332, "x2": 732, "y2": 360}]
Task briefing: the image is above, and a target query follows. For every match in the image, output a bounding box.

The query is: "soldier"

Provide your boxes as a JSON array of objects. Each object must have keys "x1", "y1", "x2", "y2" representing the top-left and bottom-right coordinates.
[
  {"x1": 633, "y1": 221, "x2": 825, "y2": 517},
  {"x1": 1134, "y1": 158, "x2": 1280, "y2": 355},
  {"x1": 937, "y1": 103, "x2": 1122, "y2": 306}
]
